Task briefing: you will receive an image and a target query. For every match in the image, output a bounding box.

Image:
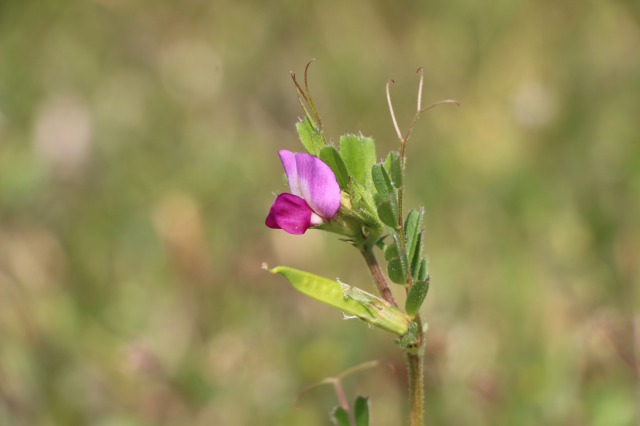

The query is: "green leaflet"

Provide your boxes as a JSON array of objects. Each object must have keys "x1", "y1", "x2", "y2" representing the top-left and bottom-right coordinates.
[
  {"x1": 340, "y1": 134, "x2": 376, "y2": 190},
  {"x1": 371, "y1": 163, "x2": 392, "y2": 199},
  {"x1": 372, "y1": 163, "x2": 399, "y2": 229},
  {"x1": 296, "y1": 117, "x2": 324, "y2": 155},
  {"x1": 376, "y1": 198, "x2": 398, "y2": 229},
  {"x1": 383, "y1": 151, "x2": 402, "y2": 189},
  {"x1": 404, "y1": 208, "x2": 425, "y2": 279},
  {"x1": 384, "y1": 231, "x2": 408, "y2": 284},
  {"x1": 354, "y1": 396, "x2": 370, "y2": 426},
  {"x1": 270, "y1": 266, "x2": 410, "y2": 336},
  {"x1": 405, "y1": 277, "x2": 430, "y2": 317},
  {"x1": 417, "y1": 258, "x2": 428, "y2": 282},
  {"x1": 410, "y1": 232, "x2": 424, "y2": 281},
  {"x1": 404, "y1": 209, "x2": 422, "y2": 263},
  {"x1": 331, "y1": 406, "x2": 350, "y2": 426}
]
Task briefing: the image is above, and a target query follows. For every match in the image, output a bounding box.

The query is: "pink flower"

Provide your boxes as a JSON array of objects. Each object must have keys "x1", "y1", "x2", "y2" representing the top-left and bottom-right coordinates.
[{"x1": 266, "y1": 150, "x2": 341, "y2": 235}]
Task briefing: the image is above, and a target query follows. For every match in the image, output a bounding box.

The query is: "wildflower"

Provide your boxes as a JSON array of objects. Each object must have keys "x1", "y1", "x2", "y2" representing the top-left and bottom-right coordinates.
[{"x1": 266, "y1": 150, "x2": 341, "y2": 234}]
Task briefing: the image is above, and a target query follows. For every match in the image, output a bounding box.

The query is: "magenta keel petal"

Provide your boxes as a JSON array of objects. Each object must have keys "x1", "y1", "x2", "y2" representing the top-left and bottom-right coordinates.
[
  {"x1": 265, "y1": 209, "x2": 279, "y2": 229},
  {"x1": 265, "y1": 193, "x2": 314, "y2": 235}
]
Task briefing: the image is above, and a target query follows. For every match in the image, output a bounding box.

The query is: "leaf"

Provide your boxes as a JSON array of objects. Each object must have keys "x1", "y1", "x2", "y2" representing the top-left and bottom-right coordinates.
[
  {"x1": 383, "y1": 151, "x2": 402, "y2": 189},
  {"x1": 354, "y1": 398, "x2": 369, "y2": 426},
  {"x1": 384, "y1": 241, "x2": 398, "y2": 261},
  {"x1": 270, "y1": 266, "x2": 410, "y2": 335},
  {"x1": 372, "y1": 164, "x2": 401, "y2": 230},
  {"x1": 376, "y1": 199, "x2": 398, "y2": 229},
  {"x1": 319, "y1": 146, "x2": 349, "y2": 189},
  {"x1": 331, "y1": 406, "x2": 350, "y2": 426},
  {"x1": 410, "y1": 232, "x2": 423, "y2": 281},
  {"x1": 296, "y1": 117, "x2": 324, "y2": 155},
  {"x1": 371, "y1": 164, "x2": 393, "y2": 199},
  {"x1": 340, "y1": 134, "x2": 376, "y2": 190},
  {"x1": 387, "y1": 259, "x2": 406, "y2": 284},
  {"x1": 404, "y1": 209, "x2": 422, "y2": 268},
  {"x1": 384, "y1": 232, "x2": 407, "y2": 284},
  {"x1": 405, "y1": 277, "x2": 430, "y2": 317},
  {"x1": 417, "y1": 258, "x2": 429, "y2": 282},
  {"x1": 354, "y1": 396, "x2": 370, "y2": 426}
]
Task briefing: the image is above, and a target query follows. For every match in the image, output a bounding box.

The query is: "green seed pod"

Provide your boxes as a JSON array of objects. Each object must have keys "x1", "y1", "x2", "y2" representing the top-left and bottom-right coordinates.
[{"x1": 270, "y1": 266, "x2": 411, "y2": 336}]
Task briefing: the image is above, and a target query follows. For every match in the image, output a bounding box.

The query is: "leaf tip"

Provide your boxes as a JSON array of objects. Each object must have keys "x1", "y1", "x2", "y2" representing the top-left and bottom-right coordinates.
[{"x1": 267, "y1": 265, "x2": 285, "y2": 275}]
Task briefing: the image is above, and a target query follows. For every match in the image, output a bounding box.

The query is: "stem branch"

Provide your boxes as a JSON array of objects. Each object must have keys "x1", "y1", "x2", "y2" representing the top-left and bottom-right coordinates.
[{"x1": 360, "y1": 245, "x2": 398, "y2": 307}]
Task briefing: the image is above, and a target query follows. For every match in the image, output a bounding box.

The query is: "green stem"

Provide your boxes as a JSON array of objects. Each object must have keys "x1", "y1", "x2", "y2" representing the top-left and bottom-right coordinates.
[
  {"x1": 395, "y1": 92, "x2": 424, "y2": 426},
  {"x1": 386, "y1": 69, "x2": 437, "y2": 426},
  {"x1": 400, "y1": 131, "x2": 424, "y2": 426},
  {"x1": 407, "y1": 347, "x2": 425, "y2": 426},
  {"x1": 406, "y1": 315, "x2": 426, "y2": 426},
  {"x1": 361, "y1": 237, "x2": 425, "y2": 424}
]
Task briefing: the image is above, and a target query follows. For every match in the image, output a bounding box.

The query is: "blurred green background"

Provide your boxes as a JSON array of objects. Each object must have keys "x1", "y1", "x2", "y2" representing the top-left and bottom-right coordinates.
[{"x1": 1, "y1": 1, "x2": 639, "y2": 425}]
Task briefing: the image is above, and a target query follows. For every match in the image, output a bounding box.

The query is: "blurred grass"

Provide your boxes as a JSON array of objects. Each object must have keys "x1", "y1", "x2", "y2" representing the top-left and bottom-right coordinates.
[{"x1": 1, "y1": 0, "x2": 639, "y2": 425}]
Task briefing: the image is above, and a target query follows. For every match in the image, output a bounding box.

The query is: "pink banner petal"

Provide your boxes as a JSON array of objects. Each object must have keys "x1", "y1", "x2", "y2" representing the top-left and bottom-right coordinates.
[{"x1": 278, "y1": 150, "x2": 341, "y2": 220}]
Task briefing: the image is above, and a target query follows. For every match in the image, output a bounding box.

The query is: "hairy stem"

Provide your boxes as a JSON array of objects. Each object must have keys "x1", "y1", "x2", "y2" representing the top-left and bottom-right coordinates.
[
  {"x1": 407, "y1": 347, "x2": 425, "y2": 426},
  {"x1": 360, "y1": 245, "x2": 397, "y2": 307},
  {"x1": 386, "y1": 69, "x2": 447, "y2": 426}
]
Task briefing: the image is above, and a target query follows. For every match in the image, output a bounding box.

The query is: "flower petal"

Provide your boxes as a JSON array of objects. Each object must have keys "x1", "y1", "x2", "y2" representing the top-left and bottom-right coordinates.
[
  {"x1": 278, "y1": 150, "x2": 341, "y2": 220},
  {"x1": 278, "y1": 151, "x2": 300, "y2": 196},
  {"x1": 265, "y1": 193, "x2": 314, "y2": 235}
]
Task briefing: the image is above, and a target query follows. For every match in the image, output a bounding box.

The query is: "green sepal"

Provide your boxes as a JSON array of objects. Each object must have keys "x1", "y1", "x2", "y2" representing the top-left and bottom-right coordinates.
[
  {"x1": 340, "y1": 134, "x2": 376, "y2": 190},
  {"x1": 296, "y1": 116, "x2": 324, "y2": 155},
  {"x1": 405, "y1": 276, "x2": 430, "y2": 317},
  {"x1": 313, "y1": 197, "x2": 362, "y2": 238},
  {"x1": 354, "y1": 396, "x2": 370, "y2": 426},
  {"x1": 345, "y1": 179, "x2": 383, "y2": 231},
  {"x1": 383, "y1": 151, "x2": 402, "y2": 189},
  {"x1": 319, "y1": 146, "x2": 349, "y2": 189},
  {"x1": 270, "y1": 266, "x2": 411, "y2": 336},
  {"x1": 331, "y1": 406, "x2": 350, "y2": 426}
]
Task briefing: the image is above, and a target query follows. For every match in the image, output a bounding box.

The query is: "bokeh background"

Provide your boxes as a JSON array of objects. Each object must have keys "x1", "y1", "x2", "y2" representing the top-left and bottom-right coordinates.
[{"x1": 1, "y1": 1, "x2": 639, "y2": 425}]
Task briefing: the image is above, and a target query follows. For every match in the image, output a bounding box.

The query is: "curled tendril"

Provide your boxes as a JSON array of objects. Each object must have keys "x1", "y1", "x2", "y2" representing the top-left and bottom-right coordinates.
[{"x1": 386, "y1": 68, "x2": 460, "y2": 145}]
